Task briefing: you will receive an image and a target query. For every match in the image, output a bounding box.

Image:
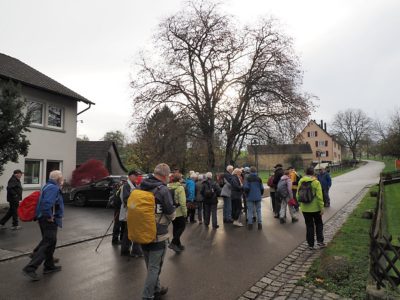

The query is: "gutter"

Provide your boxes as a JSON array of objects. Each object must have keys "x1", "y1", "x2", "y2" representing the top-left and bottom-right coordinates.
[{"x1": 77, "y1": 102, "x2": 92, "y2": 116}]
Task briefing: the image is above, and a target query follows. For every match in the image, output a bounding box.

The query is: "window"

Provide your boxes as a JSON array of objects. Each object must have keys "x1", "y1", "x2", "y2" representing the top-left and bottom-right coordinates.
[
  {"x1": 27, "y1": 101, "x2": 43, "y2": 125},
  {"x1": 46, "y1": 161, "x2": 62, "y2": 181},
  {"x1": 48, "y1": 105, "x2": 63, "y2": 128},
  {"x1": 318, "y1": 141, "x2": 325, "y2": 147},
  {"x1": 320, "y1": 151, "x2": 326, "y2": 157},
  {"x1": 24, "y1": 160, "x2": 41, "y2": 185},
  {"x1": 309, "y1": 131, "x2": 317, "y2": 137}
]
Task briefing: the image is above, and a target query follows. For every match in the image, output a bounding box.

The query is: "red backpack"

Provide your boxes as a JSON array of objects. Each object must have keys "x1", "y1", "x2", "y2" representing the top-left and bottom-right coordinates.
[{"x1": 18, "y1": 191, "x2": 41, "y2": 222}]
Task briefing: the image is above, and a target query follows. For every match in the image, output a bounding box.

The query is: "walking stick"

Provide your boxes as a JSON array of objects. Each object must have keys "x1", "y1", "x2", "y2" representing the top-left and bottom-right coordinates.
[{"x1": 95, "y1": 216, "x2": 115, "y2": 252}]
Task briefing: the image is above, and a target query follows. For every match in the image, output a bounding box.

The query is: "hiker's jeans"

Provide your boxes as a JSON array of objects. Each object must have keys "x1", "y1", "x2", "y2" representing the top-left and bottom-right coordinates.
[
  {"x1": 279, "y1": 198, "x2": 297, "y2": 220},
  {"x1": 24, "y1": 219, "x2": 58, "y2": 271},
  {"x1": 171, "y1": 216, "x2": 186, "y2": 247},
  {"x1": 247, "y1": 200, "x2": 261, "y2": 224},
  {"x1": 222, "y1": 196, "x2": 232, "y2": 221},
  {"x1": 204, "y1": 203, "x2": 218, "y2": 227},
  {"x1": 196, "y1": 201, "x2": 203, "y2": 222},
  {"x1": 302, "y1": 211, "x2": 324, "y2": 247},
  {"x1": 142, "y1": 241, "x2": 166, "y2": 299},
  {"x1": 0, "y1": 199, "x2": 19, "y2": 227}
]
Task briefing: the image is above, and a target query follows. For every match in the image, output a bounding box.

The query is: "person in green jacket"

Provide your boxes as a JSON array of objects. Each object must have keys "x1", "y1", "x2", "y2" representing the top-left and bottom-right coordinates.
[
  {"x1": 168, "y1": 173, "x2": 187, "y2": 253},
  {"x1": 297, "y1": 167, "x2": 326, "y2": 250}
]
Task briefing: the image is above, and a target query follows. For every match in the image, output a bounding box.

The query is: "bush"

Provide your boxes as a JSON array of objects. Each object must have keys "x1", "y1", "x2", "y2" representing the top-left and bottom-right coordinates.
[{"x1": 71, "y1": 159, "x2": 109, "y2": 187}]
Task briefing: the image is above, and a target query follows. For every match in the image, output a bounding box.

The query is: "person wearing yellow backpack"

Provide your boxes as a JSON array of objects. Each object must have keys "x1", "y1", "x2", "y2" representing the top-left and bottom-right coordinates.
[{"x1": 127, "y1": 163, "x2": 176, "y2": 300}]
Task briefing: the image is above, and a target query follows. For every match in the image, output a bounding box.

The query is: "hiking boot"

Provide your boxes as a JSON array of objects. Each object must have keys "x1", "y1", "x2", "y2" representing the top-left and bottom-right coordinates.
[
  {"x1": 273, "y1": 214, "x2": 279, "y2": 219},
  {"x1": 43, "y1": 265, "x2": 62, "y2": 274},
  {"x1": 29, "y1": 253, "x2": 60, "y2": 264},
  {"x1": 199, "y1": 221, "x2": 203, "y2": 224},
  {"x1": 253, "y1": 216, "x2": 257, "y2": 222},
  {"x1": 233, "y1": 220, "x2": 244, "y2": 227},
  {"x1": 212, "y1": 225, "x2": 219, "y2": 229},
  {"x1": 11, "y1": 225, "x2": 22, "y2": 230},
  {"x1": 279, "y1": 218, "x2": 286, "y2": 224},
  {"x1": 247, "y1": 224, "x2": 253, "y2": 230},
  {"x1": 292, "y1": 218, "x2": 299, "y2": 223},
  {"x1": 154, "y1": 286, "x2": 168, "y2": 299},
  {"x1": 317, "y1": 242, "x2": 326, "y2": 248},
  {"x1": 111, "y1": 239, "x2": 120, "y2": 245},
  {"x1": 257, "y1": 223, "x2": 262, "y2": 230},
  {"x1": 168, "y1": 243, "x2": 182, "y2": 253},
  {"x1": 178, "y1": 245, "x2": 185, "y2": 251},
  {"x1": 23, "y1": 268, "x2": 40, "y2": 281},
  {"x1": 308, "y1": 246, "x2": 315, "y2": 250}
]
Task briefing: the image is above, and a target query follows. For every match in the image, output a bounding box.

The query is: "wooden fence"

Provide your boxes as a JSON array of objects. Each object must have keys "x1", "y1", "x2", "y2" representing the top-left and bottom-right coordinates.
[{"x1": 369, "y1": 171, "x2": 400, "y2": 291}]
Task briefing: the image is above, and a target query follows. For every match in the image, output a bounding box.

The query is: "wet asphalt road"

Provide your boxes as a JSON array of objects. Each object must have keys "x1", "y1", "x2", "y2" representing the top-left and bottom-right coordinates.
[{"x1": 0, "y1": 161, "x2": 383, "y2": 300}]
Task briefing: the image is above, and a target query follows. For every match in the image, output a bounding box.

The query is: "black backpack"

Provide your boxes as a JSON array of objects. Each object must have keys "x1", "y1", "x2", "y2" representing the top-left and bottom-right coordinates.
[
  {"x1": 203, "y1": 181, "x2": 215, "y2": 199},
  {"x1": 297, "y1": 180, "x2": 315, "y2": 203},
  {"x1": 107, "y1": 184, "x2": 123, "y2": 208},
  {"x1": 168, "y1": 188, "x2": 180, "y2": 207}
]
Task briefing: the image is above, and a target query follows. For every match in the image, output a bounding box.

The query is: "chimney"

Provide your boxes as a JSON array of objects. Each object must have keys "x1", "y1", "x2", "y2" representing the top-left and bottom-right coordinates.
[
  {"x1": 324, "y1": 122, "x2": 327, "y2": 131},
  {"x1": 320, "y1": 120, "x2": 323, "y2": 128}
]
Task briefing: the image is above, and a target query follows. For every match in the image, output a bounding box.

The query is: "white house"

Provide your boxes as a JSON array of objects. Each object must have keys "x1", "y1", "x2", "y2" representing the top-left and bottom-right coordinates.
[{"x1": 0, "y1": 53, "x2": 94, "y2": 205}]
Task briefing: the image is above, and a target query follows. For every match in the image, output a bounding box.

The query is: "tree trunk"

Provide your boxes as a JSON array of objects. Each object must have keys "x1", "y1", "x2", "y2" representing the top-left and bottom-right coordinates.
[
  {"x1": 224, "y1": 136, "x2": 235, "y2": 167},
  {"x1": 206, "y1": 139, "x2": 215, "y2": 171}
]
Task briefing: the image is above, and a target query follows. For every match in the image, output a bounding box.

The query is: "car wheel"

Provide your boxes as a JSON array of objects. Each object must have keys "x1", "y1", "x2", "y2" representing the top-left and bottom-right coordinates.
[{"x1": 74, "y1": 193, "x2": 87, "y2": 207}]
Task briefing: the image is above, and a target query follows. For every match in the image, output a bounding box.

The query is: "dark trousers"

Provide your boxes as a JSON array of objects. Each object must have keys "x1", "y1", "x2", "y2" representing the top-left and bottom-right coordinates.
[
  {"x1": 121, "y1": 221, "x2": 143, "y2": 255},
  {"x1": 204, "y1": 203, "x2": 218, "y2": 227},
  {"x1": 270, "y1": 192, "x2": 277, "y2": 214},
  {"x1": 171, "y1": 216, "x2": 186, "y2": 246},
  {"x1": 231, "y1": 196, "x2": 242, "y2": 221},
  {"x1": 274, "y1": 195, "x2": 281, "y2": 216},
  {"x1": 112, "y1": 210, "x2": 123, "y2": 242},
  {"x1": 0, "y1": 199, "x2": 19, "y2": 226},
  {"x1": 302, "y1": 211, "x2": 324, "y2": 247},
  {"x1": 322, "y1": 188, "x2": 330, "y2": 207},
  {"x1": 24, "y1": 219, "x2": 58, "y2": 271},
  {"x1": 187, "y1": 203, "x2": 196, "y2": 222}
]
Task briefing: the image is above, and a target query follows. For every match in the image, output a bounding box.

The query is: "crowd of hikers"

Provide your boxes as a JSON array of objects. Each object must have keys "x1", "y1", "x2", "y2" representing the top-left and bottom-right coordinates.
[{"x1": 0, "y1": 161, "x2": 332, "y2": 300}]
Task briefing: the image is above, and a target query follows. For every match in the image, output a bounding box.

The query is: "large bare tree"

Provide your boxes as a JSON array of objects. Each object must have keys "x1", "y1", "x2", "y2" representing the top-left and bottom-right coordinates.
[
  {"x1": 332, "y1": 109, "x2": 372, "y2": 159},
  {"x1": 131, "y1": 1, "x2": 312, "y2": 169}
]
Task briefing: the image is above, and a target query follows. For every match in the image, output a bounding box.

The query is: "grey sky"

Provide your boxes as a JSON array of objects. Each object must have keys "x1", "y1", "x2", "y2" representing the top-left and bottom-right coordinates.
[{"x1": 1, "y1": 0, "x2": 399, "y2": 140}]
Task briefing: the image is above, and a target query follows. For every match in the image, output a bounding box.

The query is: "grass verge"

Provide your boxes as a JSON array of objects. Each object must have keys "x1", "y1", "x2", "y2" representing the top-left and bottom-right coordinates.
[
  {"x1": 298, "y1": 184, "x2": 378, "y2": 299},
  {"x1": 384, "y1": 182, "x2": 400, "y2": 246}
]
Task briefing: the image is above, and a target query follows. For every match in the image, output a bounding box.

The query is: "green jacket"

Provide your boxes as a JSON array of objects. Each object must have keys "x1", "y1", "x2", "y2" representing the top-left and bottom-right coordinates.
[
  {"x1": 168, "y1": 182, "x2": 187, "y2": 218},
  {"x1": 296, "y1": 176, "x2": 324, "y2": 213}
]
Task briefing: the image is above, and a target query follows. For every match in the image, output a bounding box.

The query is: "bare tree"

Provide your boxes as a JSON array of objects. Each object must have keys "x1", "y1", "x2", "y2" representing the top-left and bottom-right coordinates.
[
  {"x1": 332, "y1": 109, "x2": 372, "y2": 159},
  {"x1": 380, "y1": 109, "x2": 400, "y2": 159},
  {"x1": 131, "y1": 1, "x2": 313, "y2": 169}
]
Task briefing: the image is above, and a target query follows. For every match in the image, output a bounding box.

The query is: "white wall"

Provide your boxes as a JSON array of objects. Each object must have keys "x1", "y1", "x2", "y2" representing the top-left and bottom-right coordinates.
[{"x1": 0, "y1": 85, "x2": 79, "y2": 204}]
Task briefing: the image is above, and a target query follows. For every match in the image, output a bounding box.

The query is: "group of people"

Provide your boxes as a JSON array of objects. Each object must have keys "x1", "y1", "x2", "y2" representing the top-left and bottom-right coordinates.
[{"x1": 0, "y1": 161, "x2": 333, "y2": 300}]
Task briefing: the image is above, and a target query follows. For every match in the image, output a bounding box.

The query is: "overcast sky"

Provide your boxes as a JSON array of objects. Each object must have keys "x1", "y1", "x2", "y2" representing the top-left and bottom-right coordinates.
[{"x1": 1, "y1": 0, "x2": 399, "y2": 140}]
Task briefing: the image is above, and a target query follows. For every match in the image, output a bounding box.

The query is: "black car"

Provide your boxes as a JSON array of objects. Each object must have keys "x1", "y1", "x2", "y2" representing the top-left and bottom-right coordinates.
[{"x1": 70, "y1": 176, "x2": 127, "y2": 207}]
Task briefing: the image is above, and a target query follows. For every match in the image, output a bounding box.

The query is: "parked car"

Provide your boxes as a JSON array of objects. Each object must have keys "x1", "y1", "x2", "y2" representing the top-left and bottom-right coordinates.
[{"x1": 70, "y1": 176, "x2": 127, "y2": 207}]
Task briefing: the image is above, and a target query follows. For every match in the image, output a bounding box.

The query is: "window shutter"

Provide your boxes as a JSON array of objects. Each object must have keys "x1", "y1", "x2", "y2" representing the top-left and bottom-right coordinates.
[
  {"x1": 307, "y1": 132, "x2": 310, "y2": 137},
  {"x1": 326, "y1": 151, "x2": 329, "y2": 157},
  {"x1": 325, "y1": 140, "x2": 328, "y2": 146},
  {"x1": 315, "y1": 131, "x2": 318, "y2": 137},
  {"x1": 315, "y1": 141, "x2": 318, "y2": 147}
]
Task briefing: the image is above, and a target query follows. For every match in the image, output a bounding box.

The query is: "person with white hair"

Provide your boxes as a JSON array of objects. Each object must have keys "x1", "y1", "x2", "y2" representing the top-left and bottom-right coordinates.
[
  {"x1": 195, "y1": 174, "x2": 205, "y2": 224},
  {"x1": 201, "y1": 172, "x2": 221, "y2": 229},
  {"x1": 23, "y1": 170, "x2": 64, "y2": 281},
  {"x1": 220, "y1": 165, "x2": 234, "y2": 223}
]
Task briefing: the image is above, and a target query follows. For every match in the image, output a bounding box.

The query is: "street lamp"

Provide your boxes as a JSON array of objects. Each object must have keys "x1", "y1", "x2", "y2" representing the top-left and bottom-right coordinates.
[
  {"x1": 316, "y1": 149, "x2": 321, "y2": 169},
  {"x1": 251, "y1": 138, "x2": 260, "y2": 171}
]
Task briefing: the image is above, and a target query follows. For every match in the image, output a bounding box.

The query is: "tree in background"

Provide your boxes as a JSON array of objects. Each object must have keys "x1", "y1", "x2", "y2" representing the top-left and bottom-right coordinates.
[
  {"x1": 71, "y1": 159, "x2": 109, "y2": 187},
  {"x1": 129, "y1": 107, "x2": 187, "y2": 173},
  {"x1": 131, "y1": 1, "x2": 313, "y2": 170},
  {"x1": 332, "y1": 109, "x2": 372, "y2": 159},
  {"x1": 77, "y1": 135, "x2": 90, "y2": 141},
  {"x1": 102, "y1": 130, "x2": 126, "y2": 151},
  {"x1": 380, "y1": 109, "x2": 400, "y2": 159},
  {"x1": 0, "y1": 80, "x2": 31, "y2": 178}
]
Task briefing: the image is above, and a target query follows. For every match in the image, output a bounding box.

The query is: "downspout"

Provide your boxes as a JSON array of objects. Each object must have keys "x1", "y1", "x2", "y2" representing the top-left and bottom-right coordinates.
[{"x1": 77, "y1": 102, "x2": 92, "y2": 116}]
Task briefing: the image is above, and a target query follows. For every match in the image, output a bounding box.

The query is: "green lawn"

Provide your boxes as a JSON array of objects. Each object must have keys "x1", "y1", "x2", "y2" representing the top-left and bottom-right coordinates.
[
  {"x1": 384, "y1": 183, "x2": 400, "y2": 246},
  {"x1": 299, "y1": 185, "x2": 378, "y2": 299}
]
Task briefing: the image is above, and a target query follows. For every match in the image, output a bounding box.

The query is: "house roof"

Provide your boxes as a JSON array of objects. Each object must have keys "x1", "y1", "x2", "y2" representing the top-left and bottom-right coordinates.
[
  {"x1": 0, "y1": 53, "x2": 94, "y2": 104},
  {"x1": 76, "y1": 141, "x2": 127, "y2": 172},
  {"x1": 248, "y1": 143, "x2": 313, "y2": 155},
  {"x1": 296, "y1": 119, "x2": 345, "y2": 147}
]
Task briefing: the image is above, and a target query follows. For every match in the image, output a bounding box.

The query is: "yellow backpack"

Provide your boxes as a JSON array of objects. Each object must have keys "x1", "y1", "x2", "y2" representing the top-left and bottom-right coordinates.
[{"x1": 127, "y1": 189, "x2": 157, "y2": 244}]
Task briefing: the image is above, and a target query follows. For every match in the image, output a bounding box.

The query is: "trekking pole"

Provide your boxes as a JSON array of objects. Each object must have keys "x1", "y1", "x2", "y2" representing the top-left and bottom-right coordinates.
[{"x1": 95, "y1": 216, "x2": 115, "y2": 252}]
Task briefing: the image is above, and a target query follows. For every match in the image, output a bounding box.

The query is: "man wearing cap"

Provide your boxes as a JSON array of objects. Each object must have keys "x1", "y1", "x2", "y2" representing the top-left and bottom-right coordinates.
[
  {"x1": 0, "y1": 169, "x2": 23, "y2": 230},
  {"x1": 120, "y1": 170, "x2": 143, "y2": 257}
]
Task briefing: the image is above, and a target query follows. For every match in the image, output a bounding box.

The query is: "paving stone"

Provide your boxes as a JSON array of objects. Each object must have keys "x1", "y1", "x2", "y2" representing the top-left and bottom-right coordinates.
[
  {"x1": 273, "y1": 296, "x2": 287, "y2": 300},
  {"x1": 265, "y1": 286, "x2": 280, "y2": 292},
  {"x1": 325, "y1": 293, "x2": 340, "y2": 299},
  {"x1": 274, "y1": 266, "x2": 286, "y2": 272},
  {"x1": 261, "y1": 291, "x2": 275, "y2": 297},
  {"x1": 271, "y1": 281, "x2": 284, "y2": 287},
  {"x1": 250, "y1": 286, "x2": 263, "y2": 294},
  {"x1": 238, "y1": 297, "x2": 249, "y2": 300},
  {"x1": 255, "y1": 295, "x2": 270, "y2": 300},
  {"x1": 312, "y1": 296, "x2": 323, "y2": 300},
  {"x1": 314, "y1": 288, "x2": 326, "y2": 294},
  {"x1": 260, "y1": 277, "x2": 273, "y2": 284},
  {"x1": 255, "y1": 281, "x2": 267, "y2": 289},
  {"x1": 243, "y1": 291, "x2": 258, "y2": 299},
  {"x1": 278, "y1": 291, "x2": 290, "y2": 296},
  {"x1": 269, "y1": 270, "x2": 281, "y2": 276},
  {"x1": 280, "y1": 273, "x2": 292, "y2": 279},
  {"x1": 287, "y1": 266, "x2": 298, "y2": 271}
]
